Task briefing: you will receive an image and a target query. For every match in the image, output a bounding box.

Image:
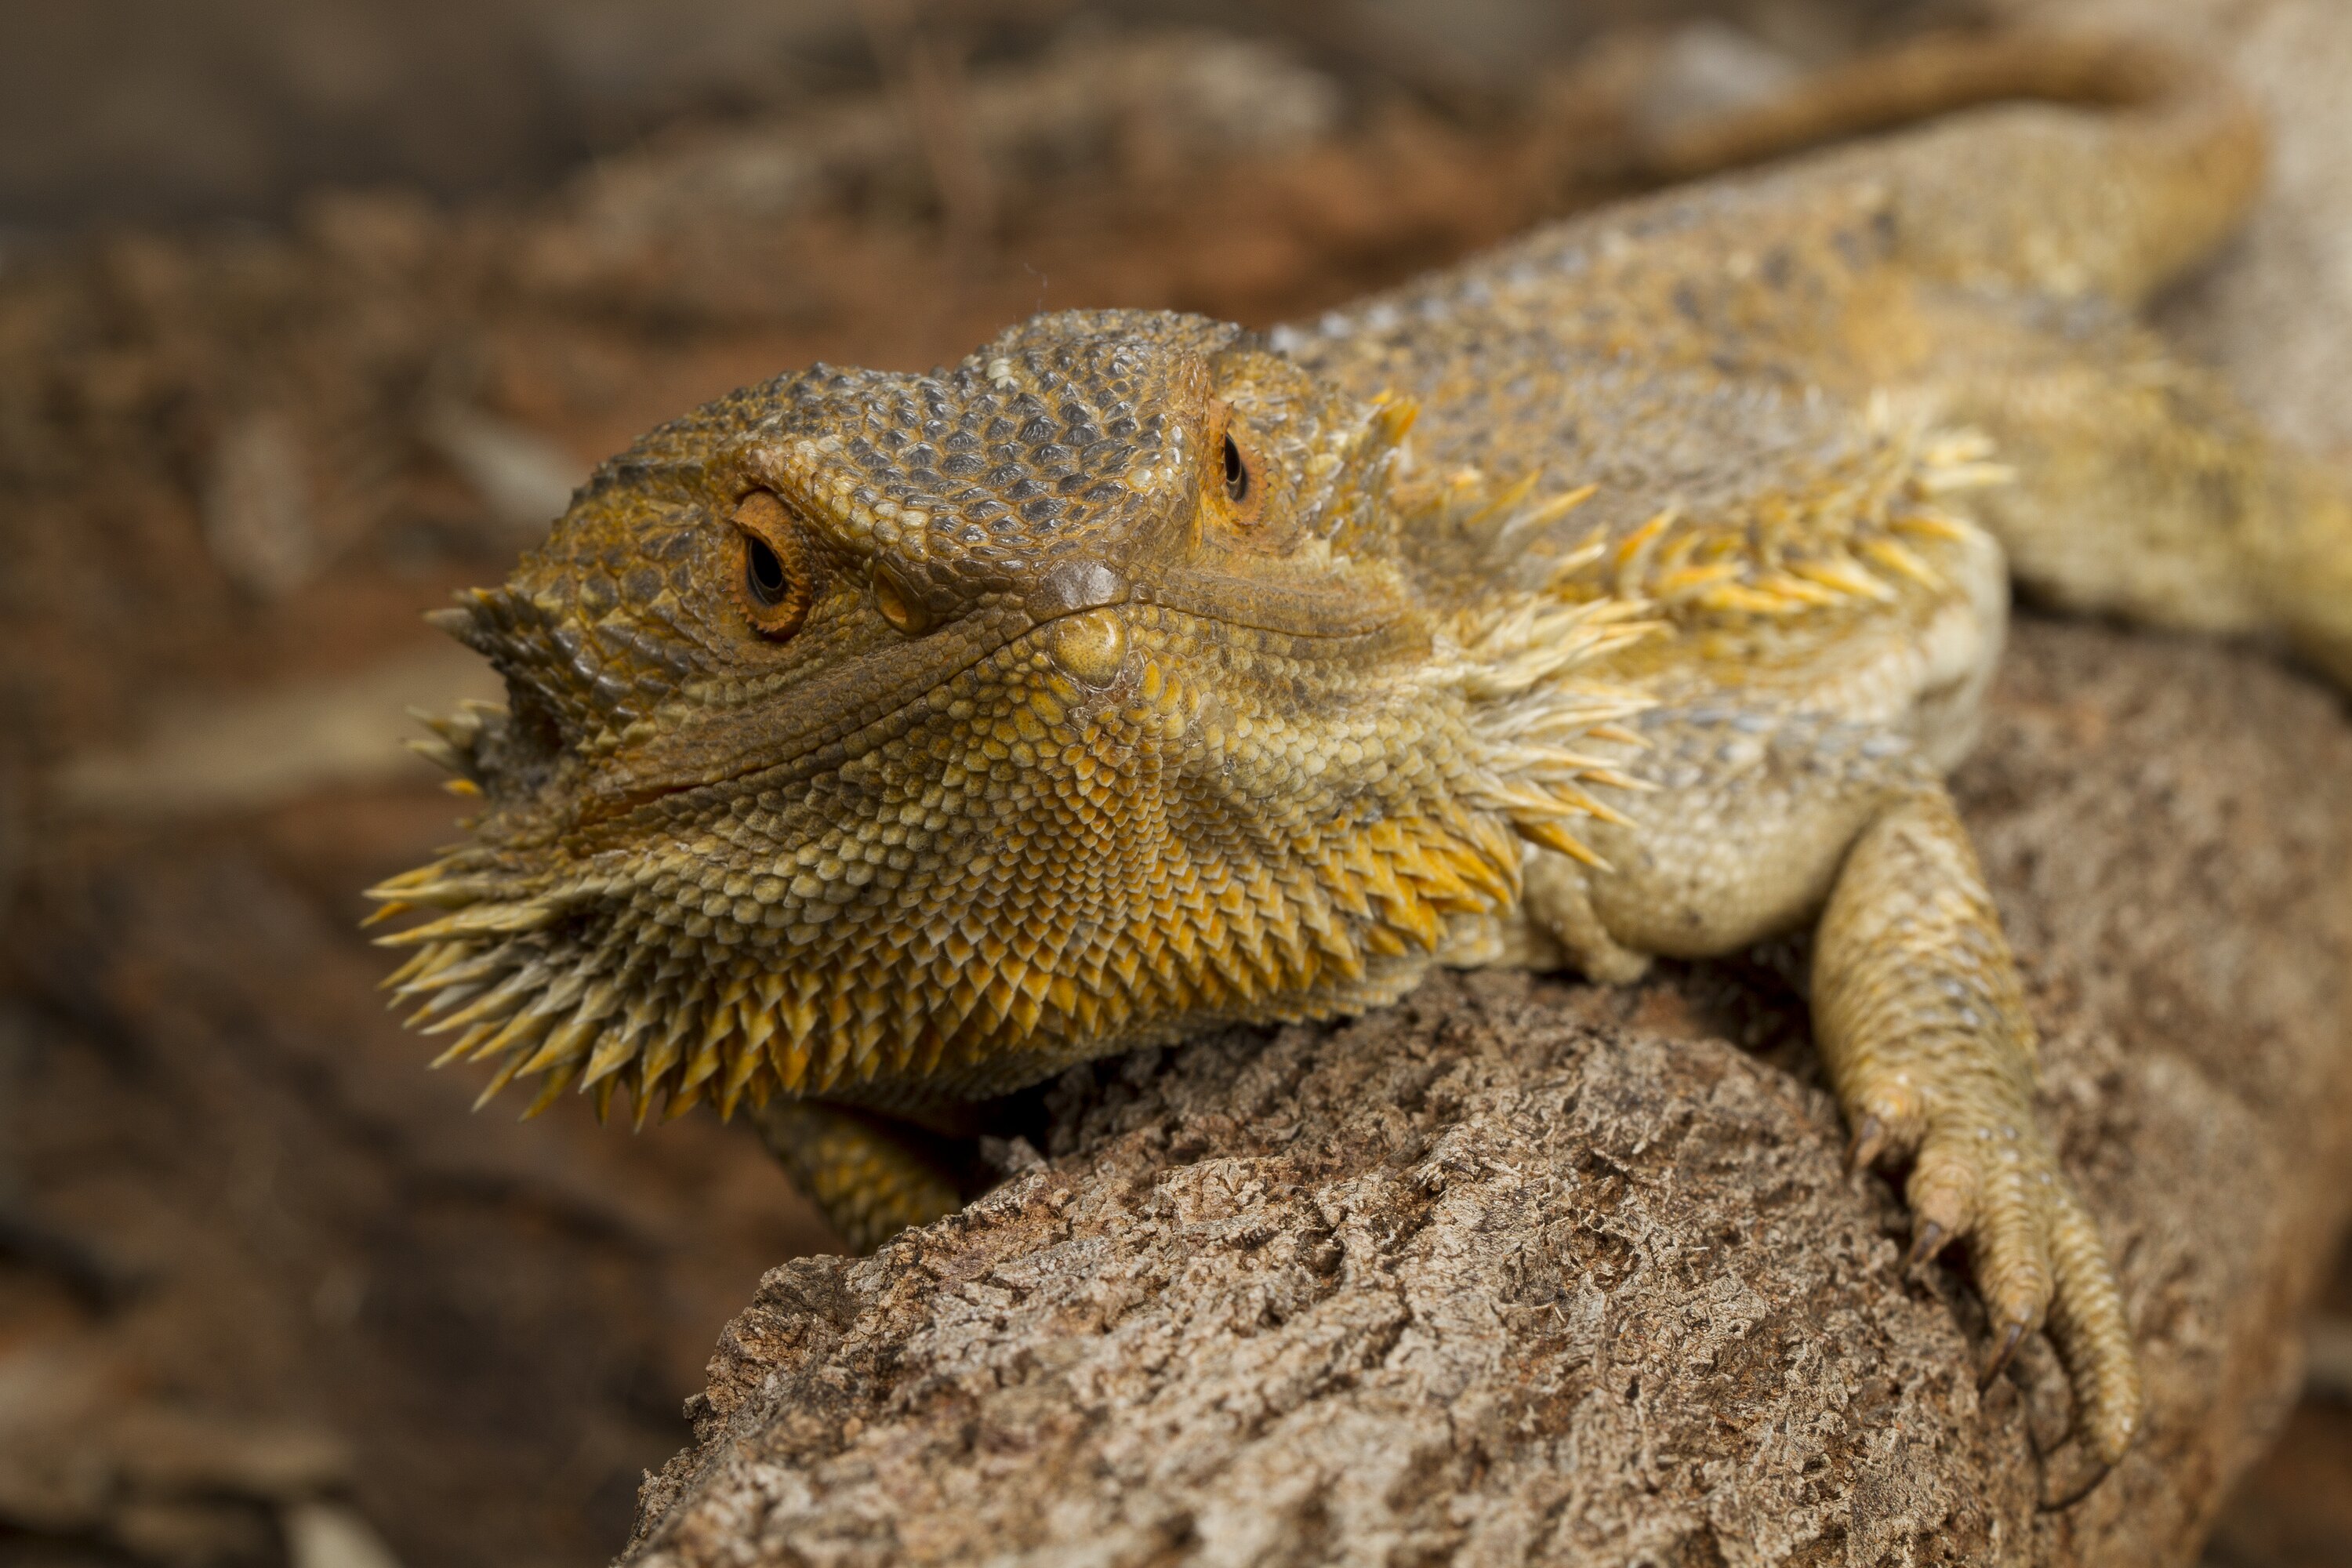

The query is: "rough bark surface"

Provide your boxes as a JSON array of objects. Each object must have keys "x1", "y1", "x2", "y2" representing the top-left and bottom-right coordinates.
[{"x1": 621, "y1": 619, "x2": 2352, "y2": 1567}]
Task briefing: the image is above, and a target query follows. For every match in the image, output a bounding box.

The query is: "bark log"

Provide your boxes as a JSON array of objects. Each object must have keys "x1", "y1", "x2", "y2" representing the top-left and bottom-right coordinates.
[{"x1": 621, "y1": 619, "x2": 2352, "y2": 1567}]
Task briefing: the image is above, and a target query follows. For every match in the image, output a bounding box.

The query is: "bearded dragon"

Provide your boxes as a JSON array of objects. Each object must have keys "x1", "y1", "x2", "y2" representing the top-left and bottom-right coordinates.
[{"x1": 371, "y1": 35, "x2": 2352, "y2": 1481}]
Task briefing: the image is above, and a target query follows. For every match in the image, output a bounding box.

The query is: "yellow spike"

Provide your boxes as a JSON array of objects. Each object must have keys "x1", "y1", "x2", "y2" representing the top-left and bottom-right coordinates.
[
  {"x1": 1921, "y1": 429, "x2": 1996, "y2": 466},
  {"x1": 368, "y1": 877, "x2": 495, "y2": 910},
  {"x1": 1788, "y1": 556, "x2": 1894, "y2": 601},
  {"x1": 405, "y1": 983, "x2": 488, "y2": 1029},
  {"x1": 521, "y1": 1060, "x2": 582, "y2": 1121},
  {"x1": 1539, "y1": 530, "x2": 1610, "y2": 591},
  {"x1": 741, "y1": 1002, "x2": 779, "y2": 1060},
  {"x1": 428, "y1": 1019, "x2": 502, "y2": 1069},
  {"x1": 519, "y1": 1011, "x2": 599, "y2": 1077},
  {"x1": 662, "y1": 1076, "x2": 706, "y2": 1123},
  {"x1": 471, "y1": 1047, "x2": 534, "y2": 1111},
  {"x1": 474, "y1": 1007, "x2": 554, "y2": 1065},
  {"x1": 640, "y1": 1009, "x2": 690, "y2": 1084},
  {"x1": 374, "y1": 901, "x2": 556, "y2": 947},
  {"x1": 1516, "y1": 815, "x2": 1612, "y2": 871},
  {"x1": 1652, "y1": 562, "x2": 1743, "y2": 601},
  {"x1": 717, "y1": 1040, "x2": 764, "y2": 1121},
  {"x1": 1612, "y1": 508, "x2": 1679, "y2": 588},
  {"x1": 1544, "y1": 782, "x2": 1638, "y2": 829},
  {"x1": 1312, "y1": 920, "x2": 1365, "y2": 978},
  {"x1": 766, "y1": 1035, "x2": 811, "y2": 1095},
  {"x1": 395, "y1": 942, "x2": 515, "y2": 1001},
  {"x1": 418, "y1": 961, "x2": 544, "y2": 1035},
  {"x1": 1471, "y1": 469, "x2": 1544, "y2": 525},
  {"x1": 1382, "y1": 886, "x2": 1444, "y2": 951},
  {"x1": 1697, "y1": 582, "x2": 1804, "y2": 617},
  {"x1": 680, "y1": 1030, "x2": 726, "y2": 1094},
  {"x1": 630, "y1": 1062, "x2": 658, "y2": 1132},
  {"x1": 368, "y1": 861, "x2": 461, "y2": 895},
  {"x1": 1007, "y1": 991, "x2": 1044, "y2": 1036},
  {"x1": 1397, "y1": 845, "x2": 1474, "y2": 906},
  {"x1": 1372, "y1": 391, "x2": 1419, "y2": 445},
  {"x1": 1525, "y1": 481, "x2": 1599, "y2": 529},
  {"x1": 379, "y1": 943, "x2": 453, "y2": 992},
  {"x1": 1889, "y1": 508, "x2": 1973, "y2": 542},
  {"x1": 1752, "y1": 572, "x2": 1844, "y2": 608},
  {"x1": 1860, "y1": 537, "x2": 1944, "y2": 589},
  {"x1": 1916, "y1": 460, "x2": 2014, "y2": 495},
  {"x1": 593, "y1": 1076, "x2": 618, "y2": 1126},
  {"x1": 580, "y1": 1024, "x2": 643, "y2": 1088}
]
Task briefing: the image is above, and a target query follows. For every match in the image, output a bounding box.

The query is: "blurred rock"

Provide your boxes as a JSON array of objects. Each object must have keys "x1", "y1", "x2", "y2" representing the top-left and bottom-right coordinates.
[
  {"x1": 561, "y1": 29, "x2": 1345, "y2": 253},
  {"x1": 1995, "y1": 0, "x2": 2352, "y2": 463},
  {"x1": 202, "y1": 412, "x2": 319, "y2": 598},
  {"x1": 2309, "y1": 1316, "x2": 2352, "y2": 1403},
  {"x1": 113, "y1": 1496, "x2": 279, "y2": 1567},
  {"x1": 111, "y1": 1410, "x2": 354, "y2": 1501},
  {"x1": 1628, "y1": 19, "x2": 1806, "y2": 144},
  {"x1": 0, "y1": 1340, "x2": 121, "y2": 1535},
  {"x1": 417, "y1": 404, "x2": 589, "y2": 544},
  {"x1": 0, "y1": 1332, "x2": 375, "y2": 1566},
  {"x1": 282, "y1": 1501, "x2": 407, "y2": 1568},
  {"x1": 52, "y1": 642, "x2": 503, "y2": 818}
]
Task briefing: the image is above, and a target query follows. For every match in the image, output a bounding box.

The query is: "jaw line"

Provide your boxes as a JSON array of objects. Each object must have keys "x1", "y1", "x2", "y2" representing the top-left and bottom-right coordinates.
[
  {"x1": 563, "y1": 595, "x2": 1120, "y2": 833},
  {"x1": 556, "y1": 575, "x2": 1414, "y2": 840}
]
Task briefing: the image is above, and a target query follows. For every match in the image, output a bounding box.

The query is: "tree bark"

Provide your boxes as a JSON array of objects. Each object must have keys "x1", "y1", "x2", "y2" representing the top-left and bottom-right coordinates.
[{"x1": 622, "y1": 617, "x2": 2352, "y2": 1567}]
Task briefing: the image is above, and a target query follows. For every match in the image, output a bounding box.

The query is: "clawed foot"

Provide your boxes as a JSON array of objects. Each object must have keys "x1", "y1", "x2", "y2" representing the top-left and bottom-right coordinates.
[{"x1": 1848, "y1": 1096, "x2": 2142, "y2": 1483}]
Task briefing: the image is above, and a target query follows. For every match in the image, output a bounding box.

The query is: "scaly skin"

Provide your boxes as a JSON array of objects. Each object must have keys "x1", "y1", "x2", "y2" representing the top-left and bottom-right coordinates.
[{"x1": 372, "y1": 35, "x2": 2352, "y2": 1490}]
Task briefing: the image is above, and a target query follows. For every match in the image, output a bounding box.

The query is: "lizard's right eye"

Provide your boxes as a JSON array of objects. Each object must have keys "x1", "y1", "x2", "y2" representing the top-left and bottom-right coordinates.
[{"x1": 731, "y1": 491, "x2": 811, "y2": 640}]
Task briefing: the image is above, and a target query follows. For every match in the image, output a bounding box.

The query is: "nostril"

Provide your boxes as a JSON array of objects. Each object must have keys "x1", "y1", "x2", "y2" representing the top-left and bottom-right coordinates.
[{"x1": 873, "y1": 563, "x2": 935, "y2": 636}]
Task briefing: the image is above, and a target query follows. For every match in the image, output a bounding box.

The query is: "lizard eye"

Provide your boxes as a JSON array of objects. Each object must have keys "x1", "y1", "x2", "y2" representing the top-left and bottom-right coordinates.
[
  {"x1": 731, "y1": 491, "x2": 811, "y2": 640},
  {"x1": 1209, "y1": 420, "x2": 1264, "y2": 531},
  {"x1": 746, "y1": 539, "x2": 789, "y2": 603}
]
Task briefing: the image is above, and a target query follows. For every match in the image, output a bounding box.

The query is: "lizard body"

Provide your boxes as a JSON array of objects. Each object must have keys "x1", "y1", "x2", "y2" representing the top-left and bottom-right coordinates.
[{"x1": 374, "y1": 36, "x2": 2352, "y2": 1481}]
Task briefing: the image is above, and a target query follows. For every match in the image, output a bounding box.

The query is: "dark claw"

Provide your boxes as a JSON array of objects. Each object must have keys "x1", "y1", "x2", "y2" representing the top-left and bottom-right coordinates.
[
  {"x1": 1979, "y1": 1320, "x2": 2027, "y2": 1390},
  {"x1": 1907, "y1": 1220, "x2": 1947, "y2": 1269},
  {"x1": 1846, "y1": 1116, "x2": 1886, "y2": 1174},
  {"x1": 2037, "y1": 1442, "x2": 2117, "y2": 1511}
]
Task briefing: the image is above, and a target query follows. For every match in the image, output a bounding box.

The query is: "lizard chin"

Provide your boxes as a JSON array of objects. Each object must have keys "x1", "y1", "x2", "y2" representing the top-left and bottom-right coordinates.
[{"x1": 367, "y1": 589, "x2": 1658, "y2": 1131}]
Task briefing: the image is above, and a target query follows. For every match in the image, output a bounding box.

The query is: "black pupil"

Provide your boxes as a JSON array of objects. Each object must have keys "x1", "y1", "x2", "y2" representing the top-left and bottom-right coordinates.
[
  {"x1": 746, "y1": 536, "x2": 789, "y2": 607},
  {"x1": 1222, "y1": 434, "x2": 1249, "y2": 504}
]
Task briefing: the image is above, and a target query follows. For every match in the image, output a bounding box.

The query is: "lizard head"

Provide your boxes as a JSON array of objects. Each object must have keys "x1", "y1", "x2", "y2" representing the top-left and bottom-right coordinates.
[{"x1": 374, "y1": 310, "x2": 1583, "y2": 1123}]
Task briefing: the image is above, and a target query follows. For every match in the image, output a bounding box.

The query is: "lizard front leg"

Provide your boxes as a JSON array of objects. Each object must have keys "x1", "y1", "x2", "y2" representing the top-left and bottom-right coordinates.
[
  {"x1": 1813, "y1": 786, "x2": 2138, "y2": 1472},
  {"x1": 1520, "y1": 703, "x2": 2138, "y2": 1472},
  {"x1": 754, "y1": 1101, "x2": 967, "y2": 1254}
]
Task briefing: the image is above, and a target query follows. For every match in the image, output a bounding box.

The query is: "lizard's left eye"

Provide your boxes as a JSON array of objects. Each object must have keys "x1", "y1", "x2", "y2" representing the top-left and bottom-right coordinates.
[
  {"x1": 731, "y1": 491, "x2": 812, "y2": 640},
  {"x1": 1211, "y1": 423, "x2": 1263, "y2": 529}
]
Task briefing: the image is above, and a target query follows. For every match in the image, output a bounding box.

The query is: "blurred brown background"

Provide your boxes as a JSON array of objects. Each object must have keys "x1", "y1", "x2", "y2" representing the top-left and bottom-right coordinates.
[{"x1": 0, "y1": 2, "x2": 2343, "y2": 1565}]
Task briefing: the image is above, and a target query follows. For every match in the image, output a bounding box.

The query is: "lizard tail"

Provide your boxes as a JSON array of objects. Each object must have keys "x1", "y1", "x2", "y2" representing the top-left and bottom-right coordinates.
[{"x1": 1646, "y1": 30, "x2": 2265, "y2": 308}]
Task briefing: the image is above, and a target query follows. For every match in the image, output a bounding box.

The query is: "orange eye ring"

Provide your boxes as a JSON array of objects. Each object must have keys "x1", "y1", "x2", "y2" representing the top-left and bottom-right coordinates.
[{"x1": 731, "y1": 491, "x2": 812, "y2": 640}]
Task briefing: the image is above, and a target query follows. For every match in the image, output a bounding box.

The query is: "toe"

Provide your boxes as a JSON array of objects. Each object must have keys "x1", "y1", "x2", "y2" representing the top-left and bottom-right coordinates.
[
  {"x1": 1966, "y1": 1133, "x2": 2057, "y2": 1340},
  {"x1": 2042, "y1": 1187, "x2": 2142, "y2": 1467},
  {"x1": 1904, "y1": 1136, "x2": 1981, "y2": 1258}
]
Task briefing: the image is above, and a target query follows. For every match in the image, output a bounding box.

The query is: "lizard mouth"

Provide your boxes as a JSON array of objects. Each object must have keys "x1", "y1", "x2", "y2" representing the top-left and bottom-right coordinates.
[
  {"x1": 565, "y1": 578, "x2": 1411, "y2": 833},
  {"x1": 565, "y1": 603, "x2": 1040, "y2": 833}
]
